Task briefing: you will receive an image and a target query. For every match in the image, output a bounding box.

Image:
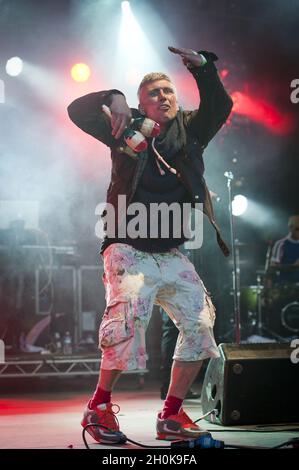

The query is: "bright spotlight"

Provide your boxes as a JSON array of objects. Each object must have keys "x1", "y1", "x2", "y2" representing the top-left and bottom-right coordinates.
[
  {"x1": 120, "y1": 1, "x2": 140, "y2": 49},
  {"x1": 71, "y1": 63, "x2": 91, "y2": 82},
  {"x1": 121, "y1": 1, "x2": 131, "y2": 13},
  {"x1": 6, "y1": 57, "x2": 23, "y2": 76},
  {"x1": 232, "y1": 194, "x2": 248, "y2": 216},
  {"x1": 116, "y1": 0, "x2": 164, "y2": 90}
]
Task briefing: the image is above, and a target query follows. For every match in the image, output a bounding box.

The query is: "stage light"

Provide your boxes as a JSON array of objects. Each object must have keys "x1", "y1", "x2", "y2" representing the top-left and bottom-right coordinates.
[
  {"x1": 231, "y1": 91, "x2": 294, "y2": 135},
  {"x1": 22, "y1": 62, "x2": 65, "y2": 104},
  {"x1": 121, "y1": 1, "x2": 130, "y2": 13},
  {"x1": 6, "y1": 57, "x2": 23, "y2": 76},
  {"x1": 71, "y1": 63, "x2": 91, "y2": 82},
  {"x1": 116, "y1": 0, "x2": 165, "y2": 94},
  {"x1": 119, "y1": 1, "x2": 140, "y2": 48},
  {"x1": 232, "y1": 194, "x2": 248, "y2": 216}
]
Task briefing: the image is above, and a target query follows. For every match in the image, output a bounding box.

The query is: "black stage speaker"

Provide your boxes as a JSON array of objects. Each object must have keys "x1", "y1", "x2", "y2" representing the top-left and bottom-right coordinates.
[{"x1": 201, "y1": 342, "x2": 299, "y2": 425}]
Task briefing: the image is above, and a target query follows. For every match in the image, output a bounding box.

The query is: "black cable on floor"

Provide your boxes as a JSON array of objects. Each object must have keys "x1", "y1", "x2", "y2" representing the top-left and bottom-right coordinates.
[
  {"x1": 82, "y1": 423, "x2": 299, "y2": 450},
  {"x1": 82, "y1": 423, "x2": 170, "y2": 449},
  {"x1": 206, "y1": 428, "x2": 299, "y2": 433}
]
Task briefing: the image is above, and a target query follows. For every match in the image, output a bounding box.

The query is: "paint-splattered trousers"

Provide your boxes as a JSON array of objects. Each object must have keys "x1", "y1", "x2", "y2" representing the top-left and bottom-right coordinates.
[{"x1": 99, "y1": 243, "x2": 220, "y2": 370}]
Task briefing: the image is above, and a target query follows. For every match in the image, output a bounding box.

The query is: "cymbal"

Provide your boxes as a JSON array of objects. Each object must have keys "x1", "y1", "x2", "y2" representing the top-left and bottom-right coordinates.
[
  {"x1": 228, "y1": 259, "x2": 249, "y2": 265},
  {"x1": 234, "y1": 241, "x2": 256, "y2": 247},
  {"x1": 241, "y1": 285, "x2": 264, "y2": 291},
  {"x1": 234, "y1": 241, "x2": 258, "y2": 248}
]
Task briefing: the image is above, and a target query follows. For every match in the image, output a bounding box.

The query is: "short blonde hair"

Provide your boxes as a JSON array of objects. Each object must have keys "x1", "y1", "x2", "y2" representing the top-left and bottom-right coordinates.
[{"x1": 137, "y1": 72, "x2": 173, "y2": 98}]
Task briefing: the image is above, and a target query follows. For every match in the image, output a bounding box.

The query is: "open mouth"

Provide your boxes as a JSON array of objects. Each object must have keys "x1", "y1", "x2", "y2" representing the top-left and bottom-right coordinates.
[{"x1": 159, "y1": 105, "x2": 170, "y2": 110}]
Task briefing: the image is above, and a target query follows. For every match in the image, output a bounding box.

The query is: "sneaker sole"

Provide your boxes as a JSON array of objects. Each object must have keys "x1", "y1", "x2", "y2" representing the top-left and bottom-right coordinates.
[{"x1": 81, "y1": 420, "x2": 121, "y2": 445}]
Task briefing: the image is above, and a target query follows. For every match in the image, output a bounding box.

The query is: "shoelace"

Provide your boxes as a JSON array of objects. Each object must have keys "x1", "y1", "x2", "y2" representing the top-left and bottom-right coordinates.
[
  {"x1": 177, "y1": 410, "x2": 198, "y2": 427},
  {"x1": 99, "y1": 403, "x2": 120, "y2": 430}
]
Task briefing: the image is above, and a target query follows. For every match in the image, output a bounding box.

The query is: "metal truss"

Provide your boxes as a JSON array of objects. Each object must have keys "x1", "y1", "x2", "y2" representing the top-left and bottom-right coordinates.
[{"x1": 0, "y1": 355, "x2": 148, "y2": 380}]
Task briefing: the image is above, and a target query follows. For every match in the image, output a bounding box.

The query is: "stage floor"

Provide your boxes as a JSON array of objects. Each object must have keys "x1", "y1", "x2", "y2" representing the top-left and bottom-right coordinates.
[{"x1": 0, "y1": 378, "x2": 298, "y2": 450}]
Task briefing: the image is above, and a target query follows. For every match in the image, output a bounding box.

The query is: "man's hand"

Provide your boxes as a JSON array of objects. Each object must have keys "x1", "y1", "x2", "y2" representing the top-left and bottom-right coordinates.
[
  {"x1": 104, "y1": 94, "x2": 132, "y2": 140},
  {"x1": 168, "y1": 46, "x2": 204, "y2": 68}
]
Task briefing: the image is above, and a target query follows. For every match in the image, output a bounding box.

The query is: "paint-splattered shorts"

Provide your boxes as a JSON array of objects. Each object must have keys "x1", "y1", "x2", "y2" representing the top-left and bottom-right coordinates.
[{"x1": 99, "y1": 243, "x2": 220, "y2": 370}]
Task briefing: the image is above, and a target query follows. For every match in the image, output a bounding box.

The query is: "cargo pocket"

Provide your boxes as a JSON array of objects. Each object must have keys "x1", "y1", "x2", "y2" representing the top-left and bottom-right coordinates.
[
  {"x1": 200, "y1": 280, "x2": 216, "y2": 326},
  {"x1": 204, "y1": 294, "x2": 216, "y2": 325},
  {"x1": 99, "y1": 300, "x2": 134, "y2": 349}
]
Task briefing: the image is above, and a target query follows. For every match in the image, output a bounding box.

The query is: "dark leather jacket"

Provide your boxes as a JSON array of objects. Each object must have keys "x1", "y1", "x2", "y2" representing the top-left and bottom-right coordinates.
[{"x1": 67, "y1": 52, "x2": 233, "y2": 256}]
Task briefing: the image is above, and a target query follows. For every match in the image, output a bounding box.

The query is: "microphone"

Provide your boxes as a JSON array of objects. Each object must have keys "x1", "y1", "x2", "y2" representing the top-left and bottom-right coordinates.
[{"x1": 224, "y1": 171, "x2": 234, "y2": 180}]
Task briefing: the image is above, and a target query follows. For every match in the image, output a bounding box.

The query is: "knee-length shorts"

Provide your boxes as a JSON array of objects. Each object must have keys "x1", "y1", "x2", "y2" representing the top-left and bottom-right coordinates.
[{"x1": 98, "y1": 243, "x2": 220, "y2": 370}]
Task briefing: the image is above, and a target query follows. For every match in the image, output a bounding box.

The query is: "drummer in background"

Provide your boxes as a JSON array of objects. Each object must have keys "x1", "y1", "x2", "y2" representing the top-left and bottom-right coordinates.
[{"x1": 270, "y1": 215, "x2": 299, "y2": 284}]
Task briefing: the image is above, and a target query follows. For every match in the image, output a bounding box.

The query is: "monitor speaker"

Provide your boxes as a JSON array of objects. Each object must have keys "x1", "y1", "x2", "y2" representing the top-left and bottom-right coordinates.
[{"x1": 201, "y1": 342, "x2": 299, "y2": 425}]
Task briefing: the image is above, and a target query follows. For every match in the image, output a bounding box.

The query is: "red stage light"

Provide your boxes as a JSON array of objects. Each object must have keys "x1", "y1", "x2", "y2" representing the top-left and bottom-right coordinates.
[{"x1": 231, "y1": 91, "x2": 294, "y2": 135}]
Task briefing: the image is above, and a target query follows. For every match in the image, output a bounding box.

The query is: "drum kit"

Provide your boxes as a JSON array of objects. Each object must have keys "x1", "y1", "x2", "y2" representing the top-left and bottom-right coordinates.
[
  {"x1": 240, "y1": 263, "x2": 299, "y2": 341},
  {"x1": 223, "y1": 171, "x2": 299, "y2": 342}
]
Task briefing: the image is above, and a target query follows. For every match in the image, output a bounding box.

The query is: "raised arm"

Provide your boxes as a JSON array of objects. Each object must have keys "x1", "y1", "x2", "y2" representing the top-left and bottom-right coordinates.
[{"x1": 169, "y1": 46, "x2": 233, "y2": 147}]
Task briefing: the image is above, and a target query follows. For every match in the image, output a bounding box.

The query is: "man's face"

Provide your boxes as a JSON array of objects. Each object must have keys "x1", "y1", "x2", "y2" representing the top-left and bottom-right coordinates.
[
  {"x1": 139, "y1": 79, "x2": 179, "y2": 127},
  {"x1": 290, "y1": 224, "x2": 299, "y2": 240}
]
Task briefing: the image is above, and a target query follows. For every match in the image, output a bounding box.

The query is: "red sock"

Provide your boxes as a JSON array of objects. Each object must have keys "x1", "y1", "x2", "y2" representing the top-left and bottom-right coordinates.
[
  {"x1": 161, "y1": 395, "x2": 183, "y2": 419},
  {"x1": 89, "y1": 386, "x2": 111, "y2": 409}
]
